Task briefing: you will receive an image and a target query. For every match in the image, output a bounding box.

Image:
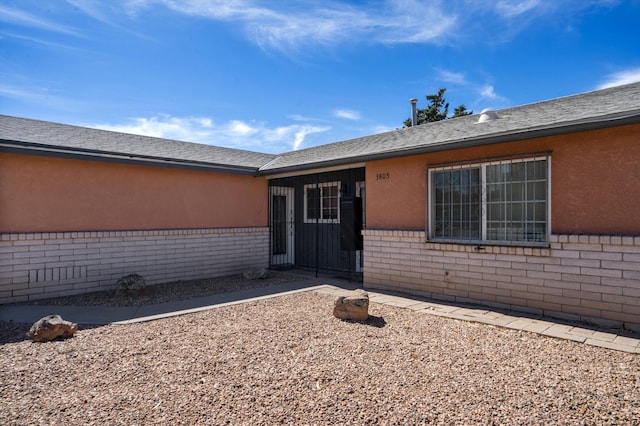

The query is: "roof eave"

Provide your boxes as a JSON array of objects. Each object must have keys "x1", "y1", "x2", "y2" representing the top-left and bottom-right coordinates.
[
  {"x1": 257, "y1": 111, "x2": 640, "y2": 176},
  {"x1": 0, "y1": 141, "x2": 260, "y2": 176}
]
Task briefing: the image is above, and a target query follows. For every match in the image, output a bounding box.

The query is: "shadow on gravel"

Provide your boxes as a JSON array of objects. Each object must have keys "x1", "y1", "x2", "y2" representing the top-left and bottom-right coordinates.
[
  {"x1": 0, "y1": 322, "x2": 102, "y2": 345},
  {"x1": 340, "y1": 315, "x2": 387, "y2": 328},
  {"x1": 365, "y1": 315, "x2": 387, "y2": 328},
  {"x1": 0, "y1": 322, "x2": 31, "y2": 344}
]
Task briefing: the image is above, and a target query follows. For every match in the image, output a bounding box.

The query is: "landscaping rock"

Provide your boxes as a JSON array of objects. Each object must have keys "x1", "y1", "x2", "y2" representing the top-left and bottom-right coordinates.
[
  {"x1": 26, "y1": 315, "x2": 78, "y2": 342},
  {"x1": 333, "y1": 289, "x2": 369, "y2": 321},
  {"x1": 243, "y1": 269, "x2": 269, "y2": 280},
  {"x1": 116, "y1": 273, "x2": 146, "y2": 294}
]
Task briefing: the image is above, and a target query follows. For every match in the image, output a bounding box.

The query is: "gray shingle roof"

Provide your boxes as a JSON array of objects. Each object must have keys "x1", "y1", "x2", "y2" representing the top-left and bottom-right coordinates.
[
  {"x1": 0, "y1": 115, "x2": 276, "y2": 173},
  {"x1": 1, "y1": 82, "x2": 639, "y2": 175},
  {"x1": 259, "y1": 82, "x2": 640, "y2": 173}
]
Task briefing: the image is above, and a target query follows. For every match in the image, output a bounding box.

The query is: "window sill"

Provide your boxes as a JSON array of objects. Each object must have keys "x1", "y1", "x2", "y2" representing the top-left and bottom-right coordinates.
[
  {"x1": 425, "y1": 240, "x2": 551, "y2": 257},
  {"x1": 303, "y1": 219, "x2": 340, "y2": 224}
]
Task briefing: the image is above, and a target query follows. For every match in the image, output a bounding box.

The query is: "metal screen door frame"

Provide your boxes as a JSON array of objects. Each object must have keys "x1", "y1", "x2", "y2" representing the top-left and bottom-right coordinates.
[
  {"x1": 270, "y1": 186, "x2": 295, "y2": 266},
  {"x1": 355, "y1": 181, "x2": 365, "y2": 272}
]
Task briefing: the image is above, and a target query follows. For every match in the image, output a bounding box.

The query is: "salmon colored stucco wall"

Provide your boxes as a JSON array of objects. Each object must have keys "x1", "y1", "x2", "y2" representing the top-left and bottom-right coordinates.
[
  {"x1": 0, "y1": 153, "x2": 268, "y2": 232},
  {"x1": 365, "y1": 123, "x2": 640, "y2": 234}
]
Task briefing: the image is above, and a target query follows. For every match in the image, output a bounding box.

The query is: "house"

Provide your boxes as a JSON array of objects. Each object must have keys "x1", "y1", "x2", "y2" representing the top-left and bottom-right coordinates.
[{"x1": 1, "y1": 82, "x2": 639, "y2": 329}]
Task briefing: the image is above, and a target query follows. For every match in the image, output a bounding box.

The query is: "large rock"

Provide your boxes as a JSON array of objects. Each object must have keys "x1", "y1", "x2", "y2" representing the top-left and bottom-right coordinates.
[
  {"x1": 333, "y1": 289, "x2": 369, "y2": 321},
  {"x1": 243, "y1": 268, "x2": 269, "y2": 280},
  {"x1": 26, "y1": 315, "x2": 78, "y2": 342}
]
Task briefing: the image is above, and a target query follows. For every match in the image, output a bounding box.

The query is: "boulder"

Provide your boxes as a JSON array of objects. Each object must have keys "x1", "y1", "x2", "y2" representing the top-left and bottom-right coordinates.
[
  {"x1": 116, "y1": 273, "x2": 146, "y2": 294},
  {"x1": 243, "y1": 268, "x2": 269, "y2": 280},
  {"x1": 333, "y1": 289, "x2": 369, "y2": 321},
  {"x1": 26, "y1": 315, "x2": 78, "y2": 342}
]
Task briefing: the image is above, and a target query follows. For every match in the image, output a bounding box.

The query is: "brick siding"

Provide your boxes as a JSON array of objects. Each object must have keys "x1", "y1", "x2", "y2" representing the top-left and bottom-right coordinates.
[
  {"x1": 362, "y1": 230, "x2": 640, "y2": 330},
  {"x1": 0, "y1": 227, "x2": 269, "y2": 304}
]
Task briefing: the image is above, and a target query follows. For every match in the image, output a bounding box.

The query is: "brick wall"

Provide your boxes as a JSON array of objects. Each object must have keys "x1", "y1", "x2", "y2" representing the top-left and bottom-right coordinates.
[
  {"x1": 0, "y1": 227, "x2": 269, "y2": 304},
  {"x1": 362, "y1": 230, "x2": 640, "y2": 330}
]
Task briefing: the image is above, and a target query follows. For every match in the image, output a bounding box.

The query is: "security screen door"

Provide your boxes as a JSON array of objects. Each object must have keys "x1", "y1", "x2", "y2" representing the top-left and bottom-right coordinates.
[{"x1": 270, "y1": 186, "x2": 295, "y2": 266}]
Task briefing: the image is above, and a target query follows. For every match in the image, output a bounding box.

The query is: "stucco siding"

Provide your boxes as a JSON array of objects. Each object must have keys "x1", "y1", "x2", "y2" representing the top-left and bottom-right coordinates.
[
  {"x1": 365, "y1": 123, "x2": 640, "y2": 235},
  {"x1": 363, "y1": 230, "x2": 640, "y2": 330},
  {"x1": 0, "y1": 227, "x2": 269, "y2": 304},
  {"x1": 0, "y1": 153, "x2": 268, "y2": 233}
]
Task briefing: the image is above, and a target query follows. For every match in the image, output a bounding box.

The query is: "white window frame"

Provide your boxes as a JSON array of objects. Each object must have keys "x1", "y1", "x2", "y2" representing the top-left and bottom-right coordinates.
[
  {"x1": 304, "y1": 181, "x2": 341, "y2": 224},
  {"x1": 427, "y1": 156, "x2": 551, "y2": 246}
]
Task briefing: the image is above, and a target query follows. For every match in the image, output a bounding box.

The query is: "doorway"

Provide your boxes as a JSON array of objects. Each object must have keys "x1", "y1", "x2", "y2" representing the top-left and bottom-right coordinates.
[
  {"x1": 270, "y1": 186, "x2": 295, "y2": 266},
  {"x1": 268, "y1": 167, "x2": 365, "y2": 279}
]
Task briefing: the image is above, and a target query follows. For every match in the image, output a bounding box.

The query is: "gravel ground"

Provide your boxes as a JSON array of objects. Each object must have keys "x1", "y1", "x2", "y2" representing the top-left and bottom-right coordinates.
[
  {"x1": 1, "y1": 290, "x2": 639, "y2": 425},
  {"x1": 20, "y1": 271, "x2": 314, "y2": 307}
]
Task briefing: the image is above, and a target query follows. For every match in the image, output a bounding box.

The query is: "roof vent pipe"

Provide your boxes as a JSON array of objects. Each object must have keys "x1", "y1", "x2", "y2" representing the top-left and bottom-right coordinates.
[{"x1": 410, "y1": 98, "x2": 418, "y2": 127}]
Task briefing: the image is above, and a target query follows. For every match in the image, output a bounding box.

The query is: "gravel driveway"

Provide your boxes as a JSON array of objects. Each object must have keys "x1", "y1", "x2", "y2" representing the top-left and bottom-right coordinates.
[{"x1": 1, "y1": 288, "x2": 639, "y2": 424}]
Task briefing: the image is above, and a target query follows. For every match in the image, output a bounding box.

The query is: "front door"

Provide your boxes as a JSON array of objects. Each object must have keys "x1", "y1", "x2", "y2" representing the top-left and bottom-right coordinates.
[{"x1": 270, "y1": 186, "x2": 295, "y2": 266}]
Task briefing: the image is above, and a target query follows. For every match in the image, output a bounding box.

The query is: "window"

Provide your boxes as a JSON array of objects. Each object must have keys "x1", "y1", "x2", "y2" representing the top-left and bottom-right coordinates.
[
  {"x1": 304, "y1": 182, "x2": 340, "y2": 223},
  {"x1": 429, "y1": 156, "x2": 549, "y2": 245}
]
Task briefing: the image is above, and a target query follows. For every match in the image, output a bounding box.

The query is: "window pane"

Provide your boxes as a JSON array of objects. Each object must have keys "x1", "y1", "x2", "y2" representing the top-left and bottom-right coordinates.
[
  {"x1": 510, "y1": 182, "x2": 525, "y2": 202},
  {"x1": 527, "y1": 181, "x2": 547, "y2": 201},
  {"x1": 432, "y1": 158, "x2": 547, "y2": 244},
  {"x1": 486, "y1": 159, "x2": 547, "y2": 243},
  {"x1": 527, "y1": 160, "x2": 548, "y2": 180},
  {"x1": 506, "y1": 203, "x2": 523, "y2": 222},
  {"x1": 433, "y1": 168, "x2": 480, "y2": 240},
  {"x1": 321, "y1": 185, "x2": 339, "y2": 220},
  {"x1": 486, "y1": 183, "x2": 501, "y2": 202},
  {"x1": 527, "y1": 201, "x2": 547, "y2": 221},
  {"x1": 510, "y1": 162, "x2": 525, "y2": 181},
  {"x1": 306, "y1": 187, "x2": 319, "y2": 220},
  {"x1": 488, "y1": 203, "x2": 503, "y2": 221}
]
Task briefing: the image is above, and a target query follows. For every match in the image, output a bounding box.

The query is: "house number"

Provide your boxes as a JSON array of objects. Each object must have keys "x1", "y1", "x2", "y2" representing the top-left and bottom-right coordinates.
[{"x1": 376, "y1": 172, "x2": 390, "y2": 180}]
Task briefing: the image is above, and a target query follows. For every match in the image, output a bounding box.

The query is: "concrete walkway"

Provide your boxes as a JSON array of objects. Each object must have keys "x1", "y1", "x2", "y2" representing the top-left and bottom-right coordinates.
[
  {"x1": 321, "y1": 287, "x2": 640, "y2": 354},
  {"x1": 2, "y1": 277, "x2": 638, "y2": 354}
]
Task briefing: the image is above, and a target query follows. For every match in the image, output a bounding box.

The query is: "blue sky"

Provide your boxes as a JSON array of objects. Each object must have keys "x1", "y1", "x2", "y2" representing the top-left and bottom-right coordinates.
[{"x1": 1, "y1": 0, "x2": 639, "y2": 154}]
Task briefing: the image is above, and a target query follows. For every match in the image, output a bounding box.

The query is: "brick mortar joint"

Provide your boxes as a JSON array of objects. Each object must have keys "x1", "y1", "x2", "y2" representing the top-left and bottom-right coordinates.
[
  {"x1": 1, "y1": 227, "x2": 270, "y2": 242},
  {"x1": 362, "y1": 231, "x2": 639, "y2": 249}
]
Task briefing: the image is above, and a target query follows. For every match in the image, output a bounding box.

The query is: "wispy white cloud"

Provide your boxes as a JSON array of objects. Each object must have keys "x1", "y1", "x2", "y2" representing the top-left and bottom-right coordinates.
[
  {"x1": 0, "y1": 83, "x2": 88, "y2": 112},
  {"x1": 90, "y1": 114, "x2": 330, "y2": 153},
  {"x1": 227, "y1": 119, "x2": 258, "y2": 137},
  {"x1": 479, "y1": 84, "x2": 498, "y2": 99},
  {"x1": 0, "y1": 5, "x2": 82, "y2": 36},
  {"x1": 4, "y1": 0, "x2": 621, "y2": 54},
  {"x1": 436, "y1": 69, "x2": 467, "y2": 85},
  {"x1": 0, "y1": 31, "x2": 88, "y2": 51},
  {"x1": 597, "y1": 67, "x2": 640, "y2": 89},
  {"x1": 93, "y1": 116, "x2": 214, "y2": 141},
  {"x1": 287, "y1": 114, "x2": 323, "y2": 122},
  {"x1": 127, "y1": 0, "x2": 457, "y2": 52},
  {"x1": 263, "y1": 125, "x2": 331, "y2": 151},
  {"x1": 370, "y1": 124, "x2": 396, "y2": 134},
  {"x1": 456, "y1": 0, "x2": 620, "y2": 46},
  {"x1": 333, "y1": 109, "x2": 361, "y2": 120},
  {"x1": 475, "y1": 83, "x2": 510, "y2": 109},
  {"x1": 494, "y1": 0, "x2": 541, "y2": 18},
  {"x1": 66, "y1": 0, "x2": 118, "y2": 26},
  {"x1": 1, "y1": 85, "x2": 49, "y2": 102},
  {"x1": 431, "y1": 69, "x2": 508, "y2": 109},
  {"x1": 66, "y1": 0, "x2": 154, "y2": 39}
]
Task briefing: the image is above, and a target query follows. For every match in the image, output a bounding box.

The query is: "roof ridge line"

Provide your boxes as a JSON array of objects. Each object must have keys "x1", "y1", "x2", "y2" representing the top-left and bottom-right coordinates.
[{"x1": 258, "y1": 155, "x2": 283, "y2": 171}]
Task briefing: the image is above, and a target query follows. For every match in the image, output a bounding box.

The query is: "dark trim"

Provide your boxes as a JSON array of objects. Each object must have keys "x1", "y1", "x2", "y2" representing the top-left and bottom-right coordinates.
[
  {"x1": 3, "y1": 110, "x2": 639, "y2": 176},
  {"x1": 0, "y1": 141, "x2": 259, "y2": 175},
  {"x1": 425, "y1": 150, "x2": 553, "y2": 170}
]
